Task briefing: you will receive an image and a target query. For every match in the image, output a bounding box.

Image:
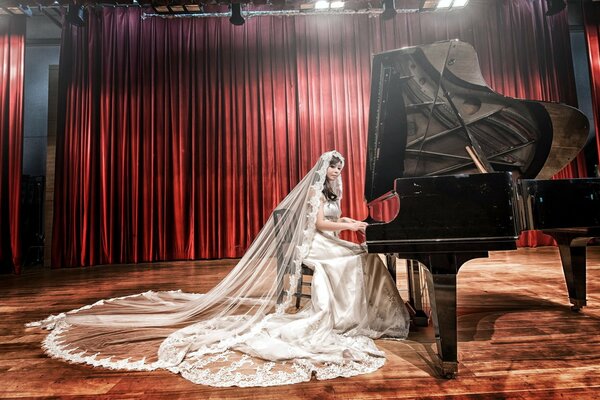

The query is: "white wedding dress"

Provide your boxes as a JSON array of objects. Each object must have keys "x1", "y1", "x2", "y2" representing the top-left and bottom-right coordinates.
[{"x1": 28, "y1": 151, "x2": 410, "y2": 387}]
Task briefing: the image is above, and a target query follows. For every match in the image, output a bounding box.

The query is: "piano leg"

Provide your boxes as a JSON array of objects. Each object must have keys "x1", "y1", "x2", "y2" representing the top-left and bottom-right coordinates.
[
  {"x1": 419, "y1": 252, "x2": 488, "y2": 379},
  {"x1": 427, "y1": 272, "x2": 458, "y2": 378},
  {"x1": 406, "y1": 259, "x2": 429, "y2": 327},
  {"x1": 544, "y1": 230, "x2": 593, "y2": 311}
]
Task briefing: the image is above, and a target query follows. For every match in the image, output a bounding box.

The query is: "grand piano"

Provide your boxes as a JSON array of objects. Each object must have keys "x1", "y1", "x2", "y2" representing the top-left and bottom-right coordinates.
[{"x1": 364, "y1": 39, "x2": 600, "y2": 378}]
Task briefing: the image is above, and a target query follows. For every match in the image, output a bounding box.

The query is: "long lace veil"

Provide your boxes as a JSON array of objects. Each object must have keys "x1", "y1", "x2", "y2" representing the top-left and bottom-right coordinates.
[{"x1": 28, "y1": 151, "x2": 349, "y2": 385}]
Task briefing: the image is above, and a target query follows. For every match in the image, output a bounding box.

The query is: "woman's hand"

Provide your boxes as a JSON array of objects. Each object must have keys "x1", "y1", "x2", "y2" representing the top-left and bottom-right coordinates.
[
  {"x1": 347, "y1": 221, "x2": 368, "y2": 232},
  {"x1": 315, "y1": 201, "x2": 368, "y2": 233}
]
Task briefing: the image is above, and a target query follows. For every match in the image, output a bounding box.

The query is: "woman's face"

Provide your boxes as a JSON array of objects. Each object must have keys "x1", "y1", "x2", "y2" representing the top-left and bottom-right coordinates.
[{"x1": 327, "y1": 162, "x2": 343, "y2": 182}]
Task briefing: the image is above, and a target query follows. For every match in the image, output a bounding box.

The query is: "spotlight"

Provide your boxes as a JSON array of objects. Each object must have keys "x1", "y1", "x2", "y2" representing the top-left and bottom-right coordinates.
[
  {"x1": 420, "y1": 0, "x2": 470, "y2": 11},
  {"x1": 152, "y1": 5, "x2": 169, "y2": 13},
  {"x1": 66, "y1": 3, "x2": 86, "y2": 26},
  {"x1": 18, "y1": 4, "x2": 33, "y2": 16},
  {"x1": 545, "y1": 0, "x2": 566, "y2": 16},
  {"x1": 315, "y1": 0, "x2": 329, "y2": 9},
  {"x1": 229, "y1": 3, "x2": 245, "y2": 26},
  {"x1": 381, "y1": 0, "x2": 396, "y2": 20},
  {"x1": 185, "y1": 4, "x2": 203, "y2": 12}
]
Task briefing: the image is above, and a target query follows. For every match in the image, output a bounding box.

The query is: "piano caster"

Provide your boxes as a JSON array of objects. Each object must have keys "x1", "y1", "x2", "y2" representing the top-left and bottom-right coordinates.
[
  {"x1": 439, "y1": 361, "x2": 458, "y2": 379},
  {"x1": 569, "y1": 298, "x2": 586, "y2": 312}
]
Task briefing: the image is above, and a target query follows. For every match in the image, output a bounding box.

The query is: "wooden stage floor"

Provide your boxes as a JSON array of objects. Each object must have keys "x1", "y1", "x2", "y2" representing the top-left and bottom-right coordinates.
[{"x1": 2, "y1": 247, "x2": 600, "y2": 399}]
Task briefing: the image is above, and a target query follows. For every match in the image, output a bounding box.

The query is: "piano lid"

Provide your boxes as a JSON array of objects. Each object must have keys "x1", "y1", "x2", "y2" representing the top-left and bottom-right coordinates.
[{"x1": 365, "y1": 39, "x2": 589, "y2": 203}]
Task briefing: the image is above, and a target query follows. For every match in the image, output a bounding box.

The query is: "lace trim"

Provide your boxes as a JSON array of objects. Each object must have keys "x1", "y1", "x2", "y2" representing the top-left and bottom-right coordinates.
[
  {"x1": 39, "y1": 314, "x2": 389, "y2": 388},
  {"x1": 39, "y1": 318, "x2": 387, "y2": 388},
  {"x1": 176, "y1": 351, "x2": 384, "y2": 387},
  {"x1": 40, "y1": 320, "x2": 171, "y2": 371},
  {"x1": 40, "y1": 316, "x2": 388, "y2": 386},
  {"x1": 275, "y1": 158, "x2": 328, "y2": 314}
]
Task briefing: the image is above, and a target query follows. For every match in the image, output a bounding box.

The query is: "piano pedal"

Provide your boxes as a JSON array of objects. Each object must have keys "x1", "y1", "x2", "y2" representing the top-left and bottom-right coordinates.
[
  {"x1": 405, "y1": 302, "x2": 430, "y2": 327},
  {"x1": 413, "y1": 312, "x2": 429, "y2": 327}
]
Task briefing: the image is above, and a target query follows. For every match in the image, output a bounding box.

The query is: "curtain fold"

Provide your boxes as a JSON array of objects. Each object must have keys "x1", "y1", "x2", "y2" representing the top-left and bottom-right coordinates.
[
  {"x1": 0, "y1": 16, "x2": 25, "y2": 274},
  {"x1": 52, "y1": 1, "x2": 580, "y2": 267},
  {"x1": 583, "y1": 1, "x2": 600, "y2": 174}
]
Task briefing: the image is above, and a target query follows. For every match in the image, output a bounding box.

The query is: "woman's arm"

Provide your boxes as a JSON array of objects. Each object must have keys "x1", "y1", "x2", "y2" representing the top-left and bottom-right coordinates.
[{"x1": 315, "y1": 199, "x2": 367, "y2": 232}]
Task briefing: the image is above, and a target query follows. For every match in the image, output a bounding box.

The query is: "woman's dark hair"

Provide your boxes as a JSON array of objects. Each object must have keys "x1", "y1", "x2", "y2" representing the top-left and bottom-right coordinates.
[{"x1": 322, "y1": 156, "x2": 342, "y2": 201}]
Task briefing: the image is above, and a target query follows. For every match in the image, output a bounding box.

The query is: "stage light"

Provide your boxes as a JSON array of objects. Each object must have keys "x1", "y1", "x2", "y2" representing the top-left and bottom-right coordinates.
[
  {"x1": 18, "y1": 4, "x2": 33, "y2": 16},
  {"x1": 315, "y1": 1, "x2": 329, "y2": 9},
  {"x1": 229, "y1": 3, "x2": 245, "y2": 26},
  {"x1": 545, "y1": 0, "x2": 566, "y2": 16},
  {"x1": 185, "y1": 4, "x2": 203, "y2": 12},
  {"x1": 381, "y1": 0, "x2": 396, "y2": 20},
  {"x1": 152, "y1": 5, "x2": 169, "y2": 13},
  {"x1": 330, "y1": 1, "x2": 345, "y2": 9},
  {"x1": 151, "y1": 3, "x2": 204, "y2": 16},
  {"x1": 420, "y1": 0, "x2": 470, "y2": 11},
  {"x1": 66, "y1": 3, "x2": 86, "y2": 26},
  {"x1": 6, "y1": 5, "x2": 33, "y2": 15}
]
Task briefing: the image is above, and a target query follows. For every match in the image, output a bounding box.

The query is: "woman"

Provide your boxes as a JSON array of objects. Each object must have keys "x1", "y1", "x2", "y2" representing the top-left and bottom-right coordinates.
[{"x1": 28, "y1": 151, "x2": 409, "y2": 387}]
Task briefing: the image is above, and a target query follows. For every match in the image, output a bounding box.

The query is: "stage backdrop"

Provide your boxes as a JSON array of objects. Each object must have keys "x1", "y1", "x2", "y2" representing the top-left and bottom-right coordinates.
[
  {"x1": 52, "y1": 1, "x2": 581, "y2": 267},
  {"x1": 0, "y1": 16, "x2": 25, "y2": 274}
]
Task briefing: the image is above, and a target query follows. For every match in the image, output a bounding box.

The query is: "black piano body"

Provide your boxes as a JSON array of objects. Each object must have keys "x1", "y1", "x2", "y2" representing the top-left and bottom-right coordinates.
[{"x1": 364, "y1": 40, "x2": 599, "y2": 377}]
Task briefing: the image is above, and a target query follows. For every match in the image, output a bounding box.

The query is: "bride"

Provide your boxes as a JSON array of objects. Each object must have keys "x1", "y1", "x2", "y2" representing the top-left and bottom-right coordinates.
[{"x1": 28, "y1": 150, "x2": 410, "y2": 387}]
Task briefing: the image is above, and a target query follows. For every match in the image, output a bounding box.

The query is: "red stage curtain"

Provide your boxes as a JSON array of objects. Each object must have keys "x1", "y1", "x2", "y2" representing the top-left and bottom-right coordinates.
[
  {"x1": 0, "y1": 16, "x2": 25, "y2": 274},
  {"x1": 584, "y1": 2, "x2": 600, "y2": 173},
  {"x1": 52, "y1": 1, "x2": 578, "y2": 267}
]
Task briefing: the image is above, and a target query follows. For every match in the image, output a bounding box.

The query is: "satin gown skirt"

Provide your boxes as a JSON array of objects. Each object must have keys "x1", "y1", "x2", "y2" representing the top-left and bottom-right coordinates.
[
  {"x1": 212, "y1": 231, "x2": 409, "y2": 364},
  {"x1": 302, "y1": 231, "x2": 410, "y2": 340}
]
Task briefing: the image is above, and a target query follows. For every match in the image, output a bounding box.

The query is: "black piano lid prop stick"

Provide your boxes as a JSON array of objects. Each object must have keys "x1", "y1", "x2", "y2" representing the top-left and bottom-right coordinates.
[
  {"x1": 440, "y1": 79, "x2": 494, "y2": 173},
  {"x1": 413, "y1": 41, "x2": 455, "y2": 177}
]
